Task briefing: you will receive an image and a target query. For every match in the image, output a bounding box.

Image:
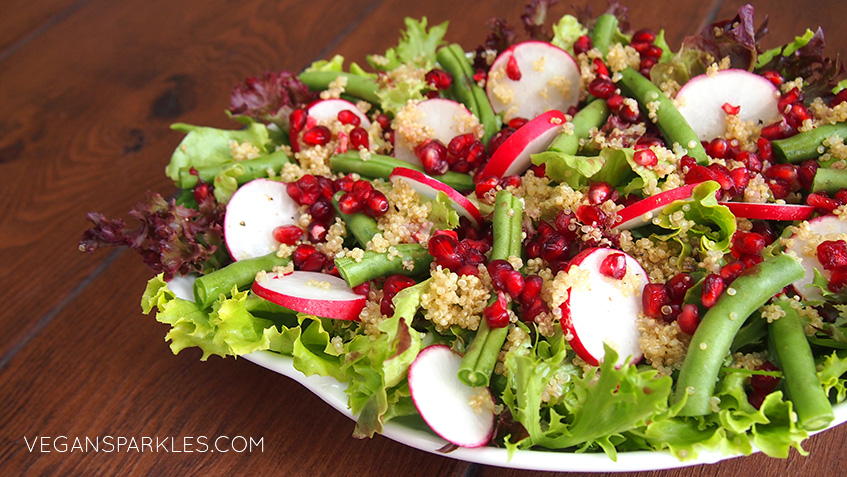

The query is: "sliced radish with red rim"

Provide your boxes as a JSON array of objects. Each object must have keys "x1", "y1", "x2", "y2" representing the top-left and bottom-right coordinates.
[
  {"x1": 224, "y1": 179, "x2": 301, "y2": 261},
  {"x1": 784, "y1": 215, "x2": 847, "y2": 302},
  {"x1": 613, "y1": 184, "x2": 699, "y2": 231},
  {"x1": 252, "y1": 270, "x2": 365, "y2": 321},
  {"x1": 393, "y1": 99, "x2": 480, "y2": 166},
  {"x1": 307, "y1": 98, "x2": 371, "y2": 127},
  {"x1": 719, "y1": 202, "x2": 814, "y2": 221},
  {"x1": 479, "y1": 110, "x2": 565, "y2": 178},
  {"x1": 389, "y1": 167, "x2": 483, "y2": 227}
]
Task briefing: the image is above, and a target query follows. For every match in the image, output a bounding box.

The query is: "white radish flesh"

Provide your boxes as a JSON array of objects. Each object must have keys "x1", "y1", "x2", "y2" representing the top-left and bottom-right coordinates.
[
  {"x1": 676, "y1": 69, "x2": 781, "y2": 141},
  {"x1": 393, "y1": 98, "x2": 480, "y2": 165},
  {"x1": 389, "y1": 167, "x2": 483, "y2": 227},
  {"x1": 224, "y1": 179, "x2": 300, "y2": 261},
  {"x1": 307, "y1": 98, "x2": 371, "y2": 127},
  {"x1": 784, "y1": 215, "x2": 847, "y2": 302},
  {"x1": 251, "y1": 271, "x2": 365, "y2": 321},
  {"x1": 613, "y1": 184, "x2": 699, "y2": 231},
  {"x1": 560, "y1": 248, "x2": 649, "y2": 366},
  {"x1": 486, "y1": 41, "x2": 580, "y2": 121},
  {"x1": 408, "y1": 344, "x2": 495, "y2": 448},
  {"x1": 479, "y1": 110, "x2": 565, "y2": 178}
]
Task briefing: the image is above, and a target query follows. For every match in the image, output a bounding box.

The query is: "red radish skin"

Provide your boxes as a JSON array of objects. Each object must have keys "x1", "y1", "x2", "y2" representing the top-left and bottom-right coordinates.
[
  {"x1": 224, "y1": 179, "x2": 301, "y2": 261},
  {"x1": 718, "y1": 202, "x2": 814, "y2": 221},
  {"x1": 784, "y1": 215, "x2": 847, "y2": 302},
  {"x1": 389, "y1": 167, "x2": 483, "y2": 227},
  {"x1": 306, "y1": 98, "x2": 371, "y2": 127},
  {"x1": 613, "y1": 184, "x2": 699, "y2": 231},
  {"x1": 252, "y1": 271, "x2": 365, "y2": 321},
  {"x1": 559, "y1": 248, "x2": 649, "y2": 367},
  {"x1": 479, "y1": 110, "x2": 566, "y2": 178},
  {"x1": 393, "y1": 99, "x2": 480, "y2": 165},
  {"x1": 486, "y1": 41, "x2": 580, "y2": 120},
  {"x1": 407, "y1": 345, "x2": 495, "y2": 448},
  {"x1": 676, "y1": 69, "x2": 781, "y2": 141}
]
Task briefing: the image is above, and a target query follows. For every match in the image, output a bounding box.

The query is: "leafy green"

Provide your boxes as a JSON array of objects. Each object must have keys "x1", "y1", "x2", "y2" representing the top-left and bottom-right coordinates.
[
  {"x1": 757, "y1": 29, "x2": 815, "y2": 68},
  {"x1": 165, "y1": 122, "x2": 270, "y2": 182},
  {"x1": 550, "y1": 15, "x2": 587, "y2": 56},
  {"x1": 531, "y1": 151, "x2": 604, "y2": 188},
  {"x1": 304, "y1": 54, "x2": 373, "y2": 78},
  {"x1": 428, "y1": 191, "x2": 461, "y2": 231},
  {"x1": 367, "y1": 17, "x2": 448, "y2": 71},
  {"x1": 531, "y1": 148, "x2": 664, "y2": 195},
  {"x1": 375, "y1": 72, "x2": 430, "y2": 116},
  {"x1": 212, "y1": 164, "x2": 243, "y2": 204},
  {"x1": 818, "y1": 351, "x2": 847, "y2": 403},
  {"x1": 655, "y1": 181, "x2": 736, "y2": 254}
]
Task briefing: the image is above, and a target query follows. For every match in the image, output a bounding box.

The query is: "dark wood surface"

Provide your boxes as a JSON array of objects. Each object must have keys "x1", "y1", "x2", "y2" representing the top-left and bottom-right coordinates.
[{"x1": 1, "y1": 0, "x2": 845, "y2": 475}]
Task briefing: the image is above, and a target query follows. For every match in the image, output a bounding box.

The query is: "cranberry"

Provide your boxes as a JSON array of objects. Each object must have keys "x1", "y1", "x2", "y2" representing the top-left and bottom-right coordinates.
[
  {"x1": 273, "y1": 225, "x2": 303, "y2": 245},
  {"x1": 676, "y1": 304, "x2": 700, "y2": 335}
]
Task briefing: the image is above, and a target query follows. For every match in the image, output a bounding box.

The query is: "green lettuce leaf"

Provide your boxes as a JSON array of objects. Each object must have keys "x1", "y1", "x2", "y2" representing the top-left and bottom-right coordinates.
[
  {"x1": 428, "y1": 191, "x2": 461, "y2": 231},
  {"x1": 531, "y1": 151, "x2": 604, "y2": 188},
  {"x1": 818, "y1": 351, "x2": 847, "y2": 403},
  {"x1": 531, "y1": 148, "x2": 664, "y2": 195},
  {"x1": 550, "y1": 15, "x2": 587, "y2": 56},
  {"x1": 756, "y1": 29, "x2": 815, "y2": 69},
  {"x1": 655, "y1": 181, "x2": 736, "y2": 253},
  {"x1": 304, "y1": 54, "x2": 373, "y2": 78},
  {"x1": 212, "y1": 164, "x2": 243, "y2": 204},
  {"x1": 165, "y1": 122, "x2": 270, "y2": 182},
  {"x1": 367, "y1": 17, "x2": 448, "y2": 71},
  {"x1": 375, "y1": 73, "x2": 430, "y2": 115}
]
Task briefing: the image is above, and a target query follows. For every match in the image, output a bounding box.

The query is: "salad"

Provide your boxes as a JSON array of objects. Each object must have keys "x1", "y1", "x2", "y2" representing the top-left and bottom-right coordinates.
[{"x1": 79, "y1": 1, "x2": 847, "y2": 462}]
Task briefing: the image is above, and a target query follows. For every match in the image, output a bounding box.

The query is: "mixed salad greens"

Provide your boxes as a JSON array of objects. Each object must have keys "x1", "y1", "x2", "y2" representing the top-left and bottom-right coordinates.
[{"x1": 80, "y1": 1, "x2": 847, "y2": 462}]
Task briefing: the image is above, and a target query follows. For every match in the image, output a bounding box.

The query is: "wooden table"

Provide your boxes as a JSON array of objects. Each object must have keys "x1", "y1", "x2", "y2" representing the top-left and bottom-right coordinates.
[{"x1": 2, "y1": 0, "x2": 845, "y2": 475}]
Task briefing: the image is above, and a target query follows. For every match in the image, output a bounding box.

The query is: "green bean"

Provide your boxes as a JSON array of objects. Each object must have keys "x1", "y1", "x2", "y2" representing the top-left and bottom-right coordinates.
[
  {"x1": 176, "y1": 150, "x2": 291, "y2": 189},
  {"x1": 329, "y1": 151, "x2": 474, "y2": 191},
  {"x1": 771, "y1": 123, "x2": 847, "y2": 163},
  {"x1": 193, "y1": 252, "x2": 290, "y2": 309},
  {"x1": 769, "y1": 300, "x2": 834, "y2": 430},
  {"x1": 547, "y1": 99, "x2": 610, "y2": 154},
  {"x1": 458, "y1": 190, "x2": 522, "y2": 387},
  {"x1": 331, "y1": 191, "x2": 381, "y2": 248},
  {"x1": 590, "y1": 14, "x2": 619, "y2": 57},
  {"x1": 437, "y1": 44, "x2": 500, "y2": 142},
  {"x1": 297, "y1": 71, "x2": 380, "y2": 104},
  {"x1": 618, "y1": 67, "x2": 709, "y2": 164},
  {"x1": 811, "y1": 167, "x2": 847, "y2": 193},
  {"x1": 335, "y1": 244, "x2": 433, "y2": 288},
  {"x1": 673, "y1": 253, "x2": 804, "y2": 416}
]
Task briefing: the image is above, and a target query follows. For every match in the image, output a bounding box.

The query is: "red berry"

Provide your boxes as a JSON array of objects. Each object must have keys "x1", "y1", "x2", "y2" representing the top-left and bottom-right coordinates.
[
  {"x1": 701, "y1": 274, "x2": 725, "y2": 308},
  {"x1": 337, "y1": 109, "x2": 361, "y2": 126},
  {"x1": 273, "y1": 225, "x2": 303, "y2": 245},
  {"x1": 642, "y1": 283, "x2": 670, "y2": 319},
  {"x1": 506, "y1": 55, "x2": 522, "y2": 81},
  {"x1": 302, "y1": 126, "x2": 332, "y2": 146},
  {"x1": 676, "y1": 304, "x2": 700, "y2": 335},
  {"x1": 599, "y1": 252, "x2": 627, "y2": 279},
  {"x1": 817, "y1": 240, "x2": 847, "y2": 271},
  {"x1": 484, "y1": 292, "x2": 510, "y2": 328}
]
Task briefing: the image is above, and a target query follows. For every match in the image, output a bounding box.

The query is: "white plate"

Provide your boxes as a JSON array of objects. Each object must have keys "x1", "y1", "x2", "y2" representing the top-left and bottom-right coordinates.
[{"x1": 243, "y1": 350, "x2": 847, "y2": 472}]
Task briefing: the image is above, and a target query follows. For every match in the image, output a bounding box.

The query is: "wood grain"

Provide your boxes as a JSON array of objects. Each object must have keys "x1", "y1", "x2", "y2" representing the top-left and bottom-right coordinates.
[{"x1": 2, "y1": 0, "x2": 847, "y2": 475}]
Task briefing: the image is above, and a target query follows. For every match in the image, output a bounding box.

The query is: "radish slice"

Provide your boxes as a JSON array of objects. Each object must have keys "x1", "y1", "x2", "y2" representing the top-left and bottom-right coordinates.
[
  {"x1": 719, "y1": 202, "x2": 815, "y2": 221},
  {"x1": 307, "y1": 98, "x2": 371, "y2": 127},
  {"x1": 408, "y1": 344, "x2": 495, "y2": 448},
  {"x1": 613, "y1": 184, "x2": 700, "y2": 231},
  {"x1": 251, "y1": 271, "x2": 365, "y2": 321},
  {"x1": 784, "y1": 215, "x2": 847, "y2": 302},
  {"x1": 389, "y1": 167, "x2": 483, "y2": 227},
  {"x1": 224, "y1": 179, "x2": 300, "y2": 261},
  {"x1": 485, "y1": 41, "x2": 580, "y2": 121},
  {"x1": 676, "y1": 69, "x2": 781, "y2": 141},
  {"x1": 478, "y1": 110, "x2": 565, "y2": 178},
  {"x1": 560, "y1": 248, "x2": 649, "y2": 367},
  {"x1": 167, "y1": 274, "x2": 198, "y2": 301},
  {"x1": 393, "y1": 98, "x2": 480, "y2": 165}
]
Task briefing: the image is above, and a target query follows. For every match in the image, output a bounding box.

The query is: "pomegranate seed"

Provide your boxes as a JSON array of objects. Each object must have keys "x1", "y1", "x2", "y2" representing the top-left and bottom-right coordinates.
[
  {"x1": 193, "y1": 182, "x2": 213, "y2": 204},
  {"x1": 381, "y1": 275, "x2": 417, "y2": 315},
  {"x1": 352, "y1": 281, "x2": 371, "y2": 296},
  {"x1": 506, "y1": 55, "x2": 522, "y2": 81},
  {"x1": 364, "y1": 191, "x2": 389, "y2": 217},
  {"x1": 767, "y1": 178, "x2": 792, "y2": 199},
  {"x1": 289, "y1": 108, "x2": 308, "y2": 132},
  {"x1": 425, "y1": 68, "x2": 453, "y2": 90},
  {"x1": 507, "y1": 117, "x2": 528, "y2": 129},
  {"x1": 764, "y1": 163, "x2": 797, "y2": 183},
  {"x1": 335, "y1": 175, "x2": 355, "y2": 192},
  {"x1": 836, "y1": 189, "x2": 847, "y2": 205},
  {"x1": 448, "y1": 133, "x2": 476, "y2": 158},
  {"x1": 428, "y1": 232, "x2": 458, "y2": 259},
  {"x1": 299, "y1": 250, "x2": 327, "y2": 272},
  {"x1": 756, "y1": 137, "x2": 773, "y2": 162},
  {"x1": 642, "y1": 283, "x2": 670, "y2": 319},
  {"x1": 719, "y1": 260, "x2": 746, "y2": 284},
  {"x1": 761, "y1": 119, "x2": 794, "y2": 140},
  {"x1": 309, "y1": 199, "x2": 334, "y2": 223},
  {"x1": 761, "y1": 70, "x2": 784, "y2": 88},
  {"x1": 830, "y1": 89, "x2": 847, "y2": 108},
  {"x1": 643, "y1": 45, "x2": 663, "y2": 60},
  {"x1": 484, "y1": 292, "x2": 511, "y2": 328},
  {"x1": 472, "y1": 68, "x2": 486, "y2": 83},
  {"x1": 589, "y1": 77, "x2": 615, "y2": 99},
  {"x1": 500, "y1": 175, "x2": 521, "y2": 189},
  {"x1": 599, "y1": 252, "x2": 627, "y2": 279},
  {"x1": 349, "y1": 127, "x2": 369, "y2": 150},
  {"x1": 519, "y1": 275, "x2": 544, "y2": 305},
  {"x1": 337, "y1": 109, "x2": 361, "y2": 126},
  {"x1": 639, "y1": 57, "x2": 657, "y2": 75},
  {"x1": 317, "y1": 176, "x2": 335, "y2": 199},
  {"x1": 798, "y1": 160, "x2": 819, "y2": 190},
  {"x1": 273, "y1": 225, "x2": 303, "y2": 245},
  {"x1": 302, "y1": 126, "x2": 331, "y2": 146},
  {"x1": 751, "y1": 221, "x2": 776, "y2": 245},
  {"x1": 352, "y1": 180, "x2": 374, "y2": 201},
  {"x1": 465, "y1": 141, "x2": 487, "y2": 168},
  {"x1": 606, "y1": 94, "x2": 624, "y2": 109},
  {"x1": 736, "y1": 151, "x2": 762, "y2": 173},
  {"x1": 667, "y1": 273, "x2": 694, "y2": 302},
  {"x1": 632, "y1": 28, "x2": 656, "y2": 43},
  {"x1": 292, "y1": 243, "x2": 317, "y2": 267},
  {"x1": 456, "y1": 264, "x2": 480, "y2": 276},
  {"x1": 707, "y1": 138, "x2": 729, "y2": 159},
  {"x1": 337, "y1": 192, "x2": 362, "y2": 214},
  {"x1": 721, "y1": 102, "x2": 741, "y2": 115},
  {"x1": 573, "y1": 35, "x2": 593, "y2": 55},
  {"x1": 806, "y1": 192, "x2": 839, "y2": 213},
  {"x1": 729, "y1": 166, "x2": 750, "y2": 193},
  {"x1": 375, "y1": 113, "x2": 391, "y2": 131},
  {"x1": 593, "y1": 58, "x2": 610, "y2": 77},
  {"x1": 525, "y1": 240, "x2": 541, "y2": 259},
  {"x1": 487, "y1": 259, "x2": 514, "y2": 287},
  {"x1": 685, "y1": 165, "x2": 720, "y2": 185},
  {"x1": 617, "y1": 102, "x2": 640, "y2": 123},
  {"x1": 503, "y1": 270, "x2": 525, "y2": 299},
  {"x1": 536, "y1": 221, "x2": 557, "y2": 240},
  {"x1": 540, "y1": 235, "x2": 569, "y2": 263},
  {"x1": 307, "y1": 221, "x2": 328, "y2": 242},
  {"x1": 817, "y1": 240, "x2": 847, "y2": 271},
  {"x1": 750, "y1": 361, "x2": 781, "y2": 392},
  {"x1": 521, "y1": 298, "x2": 549, "y2": 322},
  {"x1": 701, "y1": 274, "x2": 725, "y2": 308},
  {"x1": 475, "y1": 176, "x2": 500, "y2": 199},
  {"x1": 587, "y1": 181, "x2": 618, "y2": 205},
  {"x1": 679, "y1": 155, "x2": 698, "y2": 171},
  {"x1": 630, "y1": 41, "x2": 650, "y2": 54},
  {"x1": 829, "y1": 265, "x2": 847, "y2": 292},
  {"x1": 778, "y1": 87, "x2": 802, "y2": 112},
  {"x1": 576, "y1": 204, "x2": 606, "y2": 228},
  {"x1": 731, "y1": 231, "x2": 765, "y2": 257},
  {"x1": 415, "y1": 139, "x2": 449, "y2": 175},
  {"x1": 677, "y1": 304, "x2": 700, "y2": 335},
  {"x1": 739, "y1": 253, "x2": 764, "y2": 268},
  {"x1": 633, "y1": 149, "x2": 658, "y2": 167},
  {"x1": 291, "y1": 174, "x2": 321, "y2": 205}
]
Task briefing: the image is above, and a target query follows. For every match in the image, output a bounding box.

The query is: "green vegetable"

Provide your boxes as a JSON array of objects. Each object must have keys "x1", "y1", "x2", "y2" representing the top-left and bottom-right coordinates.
[
  {"x1": 550, "y1": 15, "x2": 587, "y2": 56},
  {"x1": 457, "y1": 190, "x2": 521, "y2": 387},
  {"x1": 366, "y1": 17, "x2": 448, "y2": 71},
  {"x1": 193, "y1": 252, "x2": 290, "y2": 309},
  {"x1": 769, "y1": 300, "x2": 834, "y2": 430},
  {"x1": 771, "y1": 123, "x2": 847, "y2": 163},
  {"x1": 756, "y1": 29, "x2": 816, "y2": 68},
  {"x1": 547, "y1": 99, "x2": 610, "y2": 154},
  {"x1": 331, "y1": 191, "x2": 381, "y2": 248},
  {"x1": 812, "y1": 167, "x2": 847, "y2": 193},
  {"x1": 618, "y1": 67, "x2": 709, "y2": 164},
  {"x1": 165, "y1": 122, "x2": 271, "y2": 182},
  {"x1": 298, "y1": 71, "x2": 380, "y2": 104},
  {"x1": 435, "y1": 44, "x2": 500, "y2": 142},
  {"x1": 176, "y1": 149, "x2": 291, "y2": 189},
  {"x1": 674, "y1": 253, "x2": 805, "y2": 416},
  {"x1": 329, "y1": 151, "x2": 474, "y2": 191},
  {"x1": 335, "y1": 244, "x2": 433, "y2": 288},
  {"x1": 655, "y1": 181, "x2": 737, "y2": 254},
  {"x1": 589, "y1": 14, "x2": 620, "y2": 57}
]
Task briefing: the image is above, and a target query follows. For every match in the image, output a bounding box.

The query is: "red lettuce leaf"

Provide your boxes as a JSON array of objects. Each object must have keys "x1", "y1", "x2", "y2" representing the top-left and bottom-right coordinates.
[
  {"x1": 80, "y1": 192, "x2": 227, "y2": 280},
  {"x1": 574, "y1": 0, "x2": 630, "y2": 34},
  {"x1": 472, "y1": 18, "x2": 517, "y2": 73},
  {"x1": 521, "y1": 0, "x2": 558, "y2": 41},
  {"x1": 228, "y1": 71, "x2": 317, "y2": 130},
  {"x1": 756, "y1": 28, "x2": 846, "y2": 100}
]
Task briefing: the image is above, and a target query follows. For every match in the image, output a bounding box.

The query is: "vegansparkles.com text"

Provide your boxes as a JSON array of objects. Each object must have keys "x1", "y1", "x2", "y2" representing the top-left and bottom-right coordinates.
[{"x1": 23, "y1": 435, "x2": 263, "y2": 453}]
